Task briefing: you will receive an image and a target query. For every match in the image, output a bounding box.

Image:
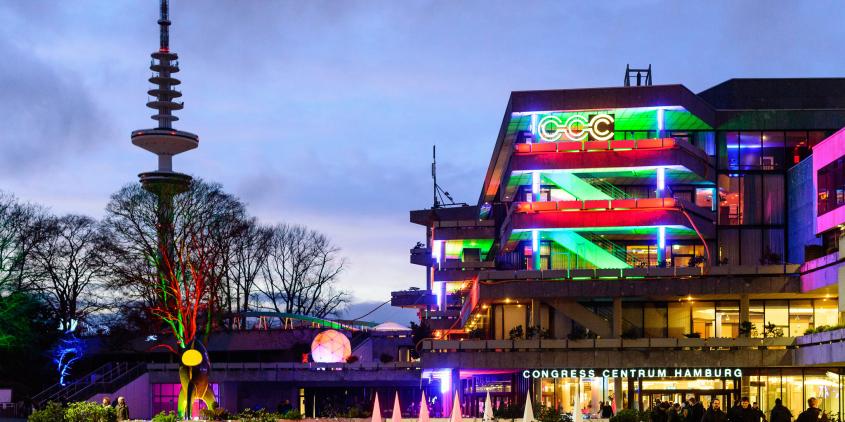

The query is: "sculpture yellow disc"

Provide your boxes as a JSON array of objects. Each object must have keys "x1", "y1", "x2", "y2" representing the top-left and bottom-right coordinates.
[{"x1": 181, "y1": 349, "x2": 203, "y2": 367}]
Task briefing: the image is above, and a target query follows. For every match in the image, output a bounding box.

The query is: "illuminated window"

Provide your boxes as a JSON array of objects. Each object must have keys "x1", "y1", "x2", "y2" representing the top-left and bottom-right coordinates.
[
  {"x1": 814, "y1": 299, "x2": 838, "y2": 328},
  {"x1": 788, "y1": 300, "x2": 813, "y2": 337},
  {"x1": 152, "y1": 383, "x2": 219, "y2": 416}
]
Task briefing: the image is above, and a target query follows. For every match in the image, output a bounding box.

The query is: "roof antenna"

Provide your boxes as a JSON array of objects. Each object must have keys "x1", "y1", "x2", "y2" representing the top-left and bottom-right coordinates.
[
  {"x1": 624, "y1": 64, "x2": 653, "y2": 87},
  {"x1": 431, "y1": 145, "x2": 466, "y2": 209}
]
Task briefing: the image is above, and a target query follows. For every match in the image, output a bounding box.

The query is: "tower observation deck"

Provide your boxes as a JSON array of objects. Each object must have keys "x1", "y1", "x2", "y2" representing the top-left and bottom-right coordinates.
[{"x1": 131, "y1": 0, "x2": 197, "y2": 192}]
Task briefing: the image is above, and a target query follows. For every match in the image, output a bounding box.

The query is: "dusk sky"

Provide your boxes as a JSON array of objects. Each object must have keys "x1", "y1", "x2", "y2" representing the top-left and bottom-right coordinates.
[{"x1": 1, "y1": 1, "x2": 844, "y2": 322}]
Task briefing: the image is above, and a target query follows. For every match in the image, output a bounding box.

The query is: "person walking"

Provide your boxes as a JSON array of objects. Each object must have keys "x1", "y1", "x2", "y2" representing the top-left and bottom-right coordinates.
[
  {"x1": 796, "y1": 398, "x2": 828, "y2": 422},
  {"x1": 115, "y1": 397, "x2": 129, "y2": 422},
  {"x1": 703, "y1": 399, "x2": 729, "y2": 422},
  {"x1": 770, "y1": 399, "x2": 793, "y2": 422}
]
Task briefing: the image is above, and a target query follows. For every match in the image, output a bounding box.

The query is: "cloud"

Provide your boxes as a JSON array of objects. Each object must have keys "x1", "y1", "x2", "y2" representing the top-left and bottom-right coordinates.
[{"x1": 0, "y1": 37, "x2": 114, "y2": 174}]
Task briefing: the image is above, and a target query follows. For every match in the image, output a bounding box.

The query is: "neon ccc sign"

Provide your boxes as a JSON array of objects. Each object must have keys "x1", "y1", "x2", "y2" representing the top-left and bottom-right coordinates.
[{"x1": 536, "y1": 113, "x2": 615, "y2": 142}]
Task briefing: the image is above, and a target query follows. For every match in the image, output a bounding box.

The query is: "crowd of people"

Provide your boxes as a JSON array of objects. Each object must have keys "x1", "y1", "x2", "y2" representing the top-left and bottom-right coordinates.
[{"x1": 647, "y1": 396, "x2": 827, "y2": 422}]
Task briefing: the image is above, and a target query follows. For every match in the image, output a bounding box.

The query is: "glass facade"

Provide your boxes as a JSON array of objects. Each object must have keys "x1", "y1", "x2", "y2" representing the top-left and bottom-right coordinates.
[
  {"x1": 475, "y1": 369, "x2": 845, "y2": 420},
  {"x1": 716, "y1": 130, "x2": 833, "y2": 266},
  {"x1": 573, "y1": 299, "x2": 838, "y2": 339}
]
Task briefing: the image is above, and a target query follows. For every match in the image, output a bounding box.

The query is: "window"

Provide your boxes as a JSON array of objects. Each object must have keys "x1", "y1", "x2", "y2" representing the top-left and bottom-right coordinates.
[
  {"x1": 622, "y1": 302, "x2": 644, "y2": 338},
  {"x1": 644, "y1": 303, "x2": 667, "y2": 337},
  {"x1": 761, "y1": 132, "x2": 784, "y2": 170},
  {"x1": 817, "y1": 158, "x2": 845, "y2": 215},
  {"x1": 718, "y1": 174, "x2": 762, "y2": 225},
  {"x1": 153, "y1": 384, "x2": 219, "y2": 416},
  {"x1": 695, "y1": 188, "x2": 715, "y2": 211},
  {"x1": 716, "y1": 301, "x2": 739, "y2": 338},
  {"x1": 667, "y1": 302, "x2": 691, "y2": 338},
  {"x1": 814, "y1": 299, "x2": 838, "y2": 327},
  {"x1": 739, "y1": 132, "x2": 762, "y2": 170},
  {"x1": 749, "y1": 301, "x2": 765, "y2": 337},
  {"x1": 789, "y1": 300, "x2": 814, "y2": 337},
  {"x1": 692, "y1": 301, "x2": 716, "y2": 338},
  {"x1": 765, "y1": 300, "x2": 789, "y2": 335}
]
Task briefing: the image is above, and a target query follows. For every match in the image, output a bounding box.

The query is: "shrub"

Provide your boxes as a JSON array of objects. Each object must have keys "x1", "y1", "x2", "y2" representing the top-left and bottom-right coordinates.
[
  {"x1": 151, "y1": 411, "x2": 178, "y2": 422},
  {"x1": 64, "y1": 401, "x2": 115, "y2": 422},
  {"x1": 28, "y1": 401, "x2": 65, "y2": 422},
  {"x1": 200, "y1": 402, "x2": 232, "y2": 421},
  {"x1": 763, "y1": 322, "x2": 784, "y2": 338},
  {"x1": 509, "y1": 325, "x2": 524, "y2": 340},
  {"x1": 237, "y1": 408, "x2": 283, "y2": 422},
  {"x1": 611, "y1": 409, "x2": 642, "y2": 422},
  {"x1": 283, "y1": 409, "x2": 303, "y2": 419}
]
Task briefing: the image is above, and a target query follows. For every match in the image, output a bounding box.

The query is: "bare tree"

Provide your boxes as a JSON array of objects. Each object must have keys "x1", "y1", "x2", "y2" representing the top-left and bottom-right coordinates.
[
  {"x1": 226, "y1": 218, "x2": 272, "y2": 313},
  {"x1": 257, "y1": 224, "x2": 349, "y2": 318},
  {"x1": 0, "y1": 192, "x2": 51, "y2": 297},
  {"x1": 100, "y1": 179, "x2": 247, "y2": 328},
  {"x1": 31, "y1": 215, "x2": 106, "y2": 331}
]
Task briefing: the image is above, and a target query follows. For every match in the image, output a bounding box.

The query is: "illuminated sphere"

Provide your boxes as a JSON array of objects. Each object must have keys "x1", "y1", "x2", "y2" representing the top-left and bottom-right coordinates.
[
  {"x1": 181, "y1": 349, "x2": 203, "y2": 367},
  {"x1": 310, "y1": 329, "x2": 351, "y2": 363}
]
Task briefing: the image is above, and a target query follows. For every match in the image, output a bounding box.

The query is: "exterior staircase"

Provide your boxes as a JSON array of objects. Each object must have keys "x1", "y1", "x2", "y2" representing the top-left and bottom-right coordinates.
[
  {"x1": 33, "y1": 362, "x2": 146, "y2": 405},
  {"x1": 545, "y1": 230, "x2": 642, "y2": 269}
]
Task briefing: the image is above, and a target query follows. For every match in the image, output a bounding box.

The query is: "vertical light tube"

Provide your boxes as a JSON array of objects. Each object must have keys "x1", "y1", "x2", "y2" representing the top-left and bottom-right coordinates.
[
  {"x1": 656, "y1": 167, "x2": 665, "y2": 198},
  {"x1": 432, "y1": 240, "x2": 443, "y2": 267},
  {"x1": 532, "y1": 171, "x2": 541, "y2": 202},
  {"x1": 656, "y1": 108, "x2": 665, "y2": 137},
  {"x1": 530, "y1": 113, "x2": 538, "y2": 143},
  {"x1": 657, "y1": 226, "x2": 666, "y2": 266},
  {"x1": 433, "y1": 281, "x2": 443, "y2": 310},
  {"x1": 658, "y1": 226, "x2": 666, "y2": 249},
  {"x1": 532, "y1": 229, "x2": 541, "y2": 270}
]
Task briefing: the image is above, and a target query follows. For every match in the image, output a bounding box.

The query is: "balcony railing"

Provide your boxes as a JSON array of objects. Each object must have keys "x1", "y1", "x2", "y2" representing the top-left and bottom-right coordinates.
[
  {"x1": 421, "y1": 336, "x2": 797, "y2": 352},
  {"x1": 475, "y1": 264, "x2": 800, "y2": 281},
  {"x1": 512, "y1": 137, "x2": 708, "y2": 159},
  {"x1": 513, "y1": 197, "x2": 700, "y2": 214}
]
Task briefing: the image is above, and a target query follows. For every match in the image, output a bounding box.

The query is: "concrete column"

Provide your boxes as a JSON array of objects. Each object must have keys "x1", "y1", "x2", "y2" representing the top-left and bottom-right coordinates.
[
  {"x1": 531, "y1": 300, "x2": 542, "y2": 330},
  {"x1": 612, "y1": 297, "x2": 623, "y2": 338},
  {"x1": 614, "y1": 377, "x2": 624, "y2": 411},
  {"x1": 740, "y1": 294, "x2": 750, "y2": 334}
]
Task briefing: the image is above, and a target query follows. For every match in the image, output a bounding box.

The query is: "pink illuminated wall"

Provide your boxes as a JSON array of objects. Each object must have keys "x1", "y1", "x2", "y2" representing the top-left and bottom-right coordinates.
[{"x1": 813, "y1": 127, "x2": 845, "y2": 234}]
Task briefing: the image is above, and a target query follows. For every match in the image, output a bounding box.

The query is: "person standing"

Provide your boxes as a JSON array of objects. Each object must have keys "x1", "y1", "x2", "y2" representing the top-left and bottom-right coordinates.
[
  {"x1": 752, "y1": 402, "x2": 767, "y2": 422},
  {"x1": 689, "y1": 397, "x2": 705, "y2": 422},
  {"x1": 115, "y1": 397, "x2": 129, "y2": 422},
  {"x1": 770, "y1": 399, "x2": 792, "y2": 422},
  {"x1": 796, "y1": 398, "x2": 828, "y2": 422},
  {"x1": 602, "y1": 401, "x2": 614, "y2": 418},
  {"x1": 703, "y1": 399, "x2": 729, "y2": 422}
]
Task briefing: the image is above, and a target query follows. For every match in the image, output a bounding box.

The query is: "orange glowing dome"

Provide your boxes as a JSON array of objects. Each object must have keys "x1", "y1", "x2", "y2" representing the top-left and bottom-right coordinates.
[{"x1": 310, "y1": 329, "x2": 352, "y2": 363}]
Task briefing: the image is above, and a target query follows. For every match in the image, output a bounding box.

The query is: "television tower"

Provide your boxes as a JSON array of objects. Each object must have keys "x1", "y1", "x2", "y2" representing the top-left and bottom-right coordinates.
[{"x1": 131, "y1": 0, "x2": 197, "y2": 193}]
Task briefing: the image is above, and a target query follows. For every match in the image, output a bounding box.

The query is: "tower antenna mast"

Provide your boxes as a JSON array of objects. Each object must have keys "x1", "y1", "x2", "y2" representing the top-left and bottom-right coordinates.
[{"x1": 431, "y1": 145, "x2": 466, "y2": 209}]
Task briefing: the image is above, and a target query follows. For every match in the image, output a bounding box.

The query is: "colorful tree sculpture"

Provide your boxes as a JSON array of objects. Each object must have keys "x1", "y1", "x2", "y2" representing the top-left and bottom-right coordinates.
[{"x1": 150, "y1": 231, "x2": 217, "y2": 419}]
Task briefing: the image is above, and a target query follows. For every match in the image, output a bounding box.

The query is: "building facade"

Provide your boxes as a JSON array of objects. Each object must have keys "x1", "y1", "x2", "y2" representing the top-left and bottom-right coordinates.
[{"x1": 394, "y1": 78, "x2": 845, "y2": 419}]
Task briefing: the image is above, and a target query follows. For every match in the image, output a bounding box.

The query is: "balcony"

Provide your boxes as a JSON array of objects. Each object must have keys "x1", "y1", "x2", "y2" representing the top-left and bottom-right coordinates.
[
  {"x1": 432, "y1": 218, "x2": 496, "y2": 240},
  {"x1": 510, "y1": 137, "x2": 714, "y2": 181},
  {"x1": 391, "y1": 288, "x2": 437, "y2": 308},
  {"x1": 499, "y1": 197, "x2": 716, "y2": 258},
  {"x1": 410, "y1": 246, "x2": 432, "y2": 266}
]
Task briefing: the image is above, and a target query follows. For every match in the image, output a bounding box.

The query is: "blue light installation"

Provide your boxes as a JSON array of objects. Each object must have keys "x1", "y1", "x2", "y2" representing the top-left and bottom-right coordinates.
[{"x1": 53, "y1": 320, "x2": 84, "y2": 386}]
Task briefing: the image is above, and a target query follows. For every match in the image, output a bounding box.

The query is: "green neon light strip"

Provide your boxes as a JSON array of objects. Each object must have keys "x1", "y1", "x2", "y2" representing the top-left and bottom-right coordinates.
[{"x1": 444, "y1": 239, "x2": 494, "y2": 260}]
